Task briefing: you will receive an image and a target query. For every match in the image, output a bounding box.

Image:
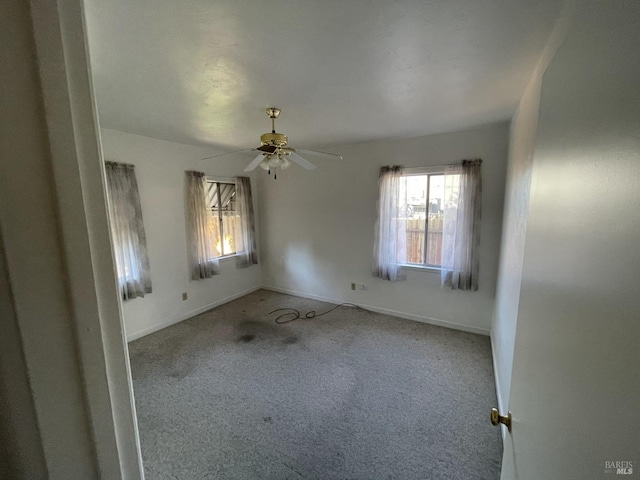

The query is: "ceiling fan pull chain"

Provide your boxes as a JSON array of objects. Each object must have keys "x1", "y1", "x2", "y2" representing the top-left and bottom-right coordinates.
[{"x1": 274, "y1": 167, "x2": 277, "y2": 180}]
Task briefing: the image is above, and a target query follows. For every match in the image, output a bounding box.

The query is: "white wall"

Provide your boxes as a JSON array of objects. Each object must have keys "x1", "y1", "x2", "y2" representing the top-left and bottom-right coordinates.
[
  {"x1": 100, "y1": 129, "x2": 262, "y2": 341},
  {"x1": 490, "y1": 76, "x2": 541, "y2": 412},
  {"x1": 0, "y1": 4, "x2": 48, "y2": 476},
  {"x1": 259, "y1": 123, "x2": 508, "y2": 334},
  {"x1": 501, "y1": 1, "x2": 640, "y2": 477},
  {"x1": 0, "y1": 229, "x2": 46, "y2": 478},
  {"x1": 490, "y1": 0, "x2": 572, "y2": 418}
]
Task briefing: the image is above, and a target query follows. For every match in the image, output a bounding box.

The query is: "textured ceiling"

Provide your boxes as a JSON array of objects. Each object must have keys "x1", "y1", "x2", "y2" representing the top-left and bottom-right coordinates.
[{"x1": 84, "y1": 0, "x2": 564, "y2": 151}]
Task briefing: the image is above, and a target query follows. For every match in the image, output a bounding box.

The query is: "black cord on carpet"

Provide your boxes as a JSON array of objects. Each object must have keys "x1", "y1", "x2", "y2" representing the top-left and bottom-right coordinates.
[{"x1": 268, "y1": 303, "x2": 358, "y2": 324}]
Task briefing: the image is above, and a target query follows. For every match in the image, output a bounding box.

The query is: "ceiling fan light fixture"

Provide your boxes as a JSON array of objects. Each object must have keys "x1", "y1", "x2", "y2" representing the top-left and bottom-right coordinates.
[
  {"x1": 261, "y1": 153, "x2": 292, "y2": 171},
  {"x1": 268, "y1": 156, "x2": 280, "y2": 168}
]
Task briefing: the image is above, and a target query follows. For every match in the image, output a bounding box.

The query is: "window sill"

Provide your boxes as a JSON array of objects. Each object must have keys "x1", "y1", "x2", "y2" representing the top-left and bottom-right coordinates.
[
  {"x1": 401, "y1": 264, "x2": 442, "y2": 274},
  {"x1": 212, "y1": 254, "x2": 239, "y2": 262}
]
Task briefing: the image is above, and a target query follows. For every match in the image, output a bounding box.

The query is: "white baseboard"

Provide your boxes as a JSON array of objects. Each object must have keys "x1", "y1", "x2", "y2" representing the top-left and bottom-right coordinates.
[
  {"x1": 261, "y1": 285, "x2": 490, "y2": 336},
  {"x1": 126, "y1": 286, "x2": 262, "y2": 342},
  {"x1": 127, "y1": 282, "x2": 490, "y2": 340},
  {"x1": 490, "y1": 334, "x2": 508, "y2": 440}
]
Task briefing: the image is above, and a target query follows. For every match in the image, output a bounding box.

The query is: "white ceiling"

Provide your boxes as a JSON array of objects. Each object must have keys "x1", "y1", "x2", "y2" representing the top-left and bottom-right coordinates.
[{"x1": 84, "y1": 0, "x2": 564, "y2": 151}]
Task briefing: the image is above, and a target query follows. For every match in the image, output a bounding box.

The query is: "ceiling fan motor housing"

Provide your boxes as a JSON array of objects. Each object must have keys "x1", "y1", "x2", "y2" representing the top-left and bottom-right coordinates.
[{"x1": 260, "y1": 132, "x2": 288, "y2": 147}]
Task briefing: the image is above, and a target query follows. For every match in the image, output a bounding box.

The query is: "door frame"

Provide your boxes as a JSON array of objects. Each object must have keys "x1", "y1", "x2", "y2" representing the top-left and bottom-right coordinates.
[{"x1": 1, "y1": 0, "x2": 144, "y2": 478}]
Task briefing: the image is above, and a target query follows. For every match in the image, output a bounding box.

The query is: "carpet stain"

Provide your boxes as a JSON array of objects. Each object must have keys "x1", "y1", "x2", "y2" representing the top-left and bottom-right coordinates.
[
  {"x1": 168, "y1": 367, "x2": 193, "y2": 379},
  {"x1": 263, "y1": 416, "x2": 273, "y2": 423},
  {"x1": 237, "y1": 334, "x2": 256, "y2": 343},
  {"x1": 232, "y1": 319, "x2": 302, "y2": 352}
]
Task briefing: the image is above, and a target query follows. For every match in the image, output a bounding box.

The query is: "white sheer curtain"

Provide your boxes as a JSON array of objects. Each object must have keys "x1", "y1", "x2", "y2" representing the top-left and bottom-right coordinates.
[
  {"x1": 186, "y1": 171, "x2": 220, "y2": 279},
  {"x1": 441, "y1": 159, "x2": 482, "y2": 290},
  {"x1": 234, "y1": 176, "x2": 258, "y2": 268},
  {"x1": 373, "y1": 166, "x2": 406, "y2": 281},
  {"x1": 105, "y1": 162, "x2": 152, "y2": 300}
]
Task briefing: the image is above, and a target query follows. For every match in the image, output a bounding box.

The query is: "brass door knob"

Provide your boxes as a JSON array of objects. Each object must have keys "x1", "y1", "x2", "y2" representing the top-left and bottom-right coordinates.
[{"x1": 490, "y1": 408, "x2": 512, "y2": 432}]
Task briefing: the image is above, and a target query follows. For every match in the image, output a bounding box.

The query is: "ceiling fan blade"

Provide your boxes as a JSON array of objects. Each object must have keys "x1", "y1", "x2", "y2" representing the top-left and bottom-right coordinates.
[
  {"x1": 289, "y1": 153, "x2": 316, "y2": 170},
  {"x1": 256, "y1": 144, "x2": 278, "y2": 154},
  {"x1": 200, "y1": 149, "x2": 254, "y2": 161},
  {"x1": 296, "y1": 149, "x2": 344, "y2": 161},
  {"x1": 244, "y1": 153, "x2": 266, "y2": 171}
]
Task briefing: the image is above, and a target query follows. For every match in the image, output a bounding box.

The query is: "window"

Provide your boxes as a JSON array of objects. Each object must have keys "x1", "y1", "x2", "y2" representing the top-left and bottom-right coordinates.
[
  {"x1": 373, "y1": 161, "x2": 482, "y2": 289},
  {"x1": 186, "y1": 173, "x2": 257, "y2": 279},
  {"x1": 401, "y1": 170, "x2": 453, "y2": 268},
  {"x1": 205, "y1": 180, "x2": 243, "y2": 258},
  {"x1": 105, "y1": 161, "x2": 152, "y2": 299}
]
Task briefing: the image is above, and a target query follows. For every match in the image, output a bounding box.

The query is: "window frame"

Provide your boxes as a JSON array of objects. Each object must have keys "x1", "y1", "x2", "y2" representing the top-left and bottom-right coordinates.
[
  {"x1": 400, "y1": 166, "x2": 446, "y2": 273},
  {"x1": 206, "y1": 177, "x2": 240, "y2": 260}
]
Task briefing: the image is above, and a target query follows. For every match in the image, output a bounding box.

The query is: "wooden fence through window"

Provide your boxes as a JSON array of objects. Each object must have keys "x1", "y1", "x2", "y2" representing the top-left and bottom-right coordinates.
[{"x1": 405, "y1": 216, "x2": 443, "y2": 265}]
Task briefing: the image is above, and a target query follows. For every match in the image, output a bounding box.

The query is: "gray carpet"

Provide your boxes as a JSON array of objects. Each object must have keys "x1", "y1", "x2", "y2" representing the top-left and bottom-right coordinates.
[{"x1": 129, "y1": 289, "x2": 502, "y2": 479}]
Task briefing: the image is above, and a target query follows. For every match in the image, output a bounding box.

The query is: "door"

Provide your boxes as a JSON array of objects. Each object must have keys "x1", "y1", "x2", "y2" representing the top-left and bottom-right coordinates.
[{"x1": 499, "y1": 3, "x2": 640, "y2": 479}]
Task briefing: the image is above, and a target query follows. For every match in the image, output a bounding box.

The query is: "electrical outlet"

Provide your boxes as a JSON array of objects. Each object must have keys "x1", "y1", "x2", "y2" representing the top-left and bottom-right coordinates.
[
  {"x1": 351, "y1": 282, "x2": 356, "y2": 290},
  {"x1": 182, "y1": 292, "x2": 188, "y2": 301}
]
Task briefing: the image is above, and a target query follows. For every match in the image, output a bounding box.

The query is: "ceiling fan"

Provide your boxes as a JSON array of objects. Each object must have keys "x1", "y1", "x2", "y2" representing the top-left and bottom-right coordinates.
[{"x1": 201, "y1": 107, "x2": 343, "y2": 178}]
